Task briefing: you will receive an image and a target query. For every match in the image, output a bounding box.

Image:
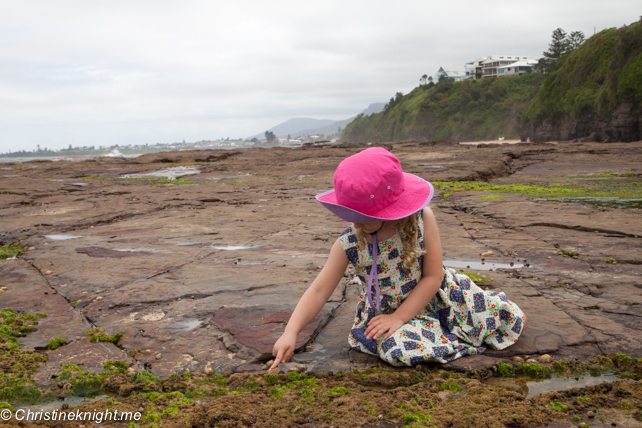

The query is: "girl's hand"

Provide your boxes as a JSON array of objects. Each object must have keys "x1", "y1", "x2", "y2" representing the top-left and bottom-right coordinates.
[
  {"x1": 271, "y1": 331, "x2": 297, "y2": 369},
  {"x1": 365, "y1": 314, "x2": 404, "y2": 340}
]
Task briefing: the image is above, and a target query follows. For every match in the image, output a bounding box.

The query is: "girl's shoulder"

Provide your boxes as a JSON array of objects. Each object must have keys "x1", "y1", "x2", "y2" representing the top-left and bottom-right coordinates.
[
  {"x1": 338, "y1": 225, "x2": 358, "y2": 248},
  {"x1": 339, "y1": 224, "x2": 354, "y2": 237}
]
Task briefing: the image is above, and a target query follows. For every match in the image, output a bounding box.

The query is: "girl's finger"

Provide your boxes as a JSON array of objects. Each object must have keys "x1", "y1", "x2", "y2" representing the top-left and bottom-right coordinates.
[
  {"x1": 372, "y1": 326, "x2": 385, "y2": 339},
  {"x1": 271, "y1": 348, "x2": 285, "y2": 369}
]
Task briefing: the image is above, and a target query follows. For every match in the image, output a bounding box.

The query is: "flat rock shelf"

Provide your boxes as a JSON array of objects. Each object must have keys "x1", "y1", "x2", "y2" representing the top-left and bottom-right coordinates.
[{"x1": 0, "y1": 141, "x2": 640, "y2": 427}]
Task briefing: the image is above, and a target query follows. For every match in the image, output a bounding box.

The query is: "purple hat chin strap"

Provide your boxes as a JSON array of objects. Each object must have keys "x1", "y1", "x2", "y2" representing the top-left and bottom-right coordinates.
[{"x1": 366, "y1": 222, "x2": 386, "y2": 311}]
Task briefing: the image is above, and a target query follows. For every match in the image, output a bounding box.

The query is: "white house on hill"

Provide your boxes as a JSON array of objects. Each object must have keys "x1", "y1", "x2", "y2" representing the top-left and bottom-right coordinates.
[
  {"x1": 435, "y1": 66, "x2": 468, "y2": 82},
  {"x1": 482, "y1": 55, "x2": 533, "y2": 78},
  {"x1": 497, "y1": 59, "x2": 538, "y2": 76},
  {"x1": 466, "y1": 57, "x2": 487, "y2": 80}
]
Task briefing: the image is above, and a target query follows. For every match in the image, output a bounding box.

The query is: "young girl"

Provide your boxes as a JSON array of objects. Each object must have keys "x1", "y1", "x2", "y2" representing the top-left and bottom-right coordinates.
[{"x1": 271, "y1": 147, "x2": 525, "y2": 368}]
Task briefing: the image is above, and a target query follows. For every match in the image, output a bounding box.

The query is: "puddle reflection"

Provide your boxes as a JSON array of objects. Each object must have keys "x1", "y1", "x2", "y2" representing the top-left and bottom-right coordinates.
[{"x1": 444, "y1": 259, "x2": 526, "y2": 271}]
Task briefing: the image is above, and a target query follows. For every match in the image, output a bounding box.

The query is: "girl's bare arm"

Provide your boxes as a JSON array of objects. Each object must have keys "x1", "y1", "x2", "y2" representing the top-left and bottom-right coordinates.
[{"x1": 271, "y1": 238, "x2": 348, "y2": 367}]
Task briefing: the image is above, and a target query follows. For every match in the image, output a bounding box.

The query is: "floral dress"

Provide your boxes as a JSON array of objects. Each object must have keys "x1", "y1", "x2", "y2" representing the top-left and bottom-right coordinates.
[{"x1": 340, "y1": 211, "x2": 526, "y2": 366}]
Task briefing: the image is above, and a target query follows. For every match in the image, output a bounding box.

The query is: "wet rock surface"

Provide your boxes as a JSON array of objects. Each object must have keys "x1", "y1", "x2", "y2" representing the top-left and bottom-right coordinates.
[{"x1": 0, "y1": 141, "x2": 641, "y2": 380}]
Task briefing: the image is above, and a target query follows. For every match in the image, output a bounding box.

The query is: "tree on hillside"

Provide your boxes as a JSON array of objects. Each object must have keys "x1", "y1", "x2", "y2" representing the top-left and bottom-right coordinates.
[
  {"x1": 265, "y1": 131, "x2": 277, "y2": 142},
  {"x1": 545, "y1": 28, "x2": 570, "y2": 59},
  {"x1": 384, "y1": 92, "x2": 404, "y2": 112},
  {"x1": 537, "y1": 28, "x2": 586, "y2": 73},
  {"x1": 568, "y1": 31, "x2": 586, "y2": 50},
  {"x1": 420, "y1": 74, "x2": 428, "y2": 84}
]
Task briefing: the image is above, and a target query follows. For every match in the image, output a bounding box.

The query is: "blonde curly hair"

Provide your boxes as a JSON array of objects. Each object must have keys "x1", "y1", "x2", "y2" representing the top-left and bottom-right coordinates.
[{"x1": 354, "y1": 212, "x2": 425, "y2": 270}]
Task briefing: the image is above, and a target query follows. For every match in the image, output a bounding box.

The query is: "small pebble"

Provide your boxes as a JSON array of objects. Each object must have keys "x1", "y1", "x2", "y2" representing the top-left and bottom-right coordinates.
[
  {"x1": 511, "y1": 356, "x2": 524, "y2": 363},
  {"x1": 61, "y1": 403, "x2": 69, "y2": 410},
  {"x1": 138, "y1": 407, "x2": 144, "y2": 412},
  {"x1": 45, "y1": 270, "x2": 53, "y2": 275},
  {"x1": 293, "y1": 363, "x2": 307, "y2": 373},
  {"x1": 525, "y1": 358, "x2": 538, "y2": 364},
  {"x1": 204, "y1": 367, "x2": 214, "y2": 375},
  {"x1": 305, "y1": 344, "x2": 315, "y2": 352},
  {"x1": 155, "y1": 353, "x2": 162, "y2": 360},
  {"x1": 587, "y1": 411, "x2": 595, "y2": 418},
  {"x1": 28, "y1": 247, "x2": 35, "y2": 251},
  {"x1": 126, "y1": 367, "x2": 136, "y2": 375},
  {"x1": 377, "y1": 415, "x2": 384, "y2": 420},
  {"x1": 481, "y1": 250, "x2": 494, "y2": 257},
  {"x1": 57, "y1": 381, "x2": 65, "y2": 388},
  {"x1": 94, "y1": 296, "x2": 103, "y2": 301},
  {"x1": 264, "y1": 359, "x2": 274, "y2": 369},
  {"x1": 537, "y1": 354, "x2": 553, "y2": 364}
]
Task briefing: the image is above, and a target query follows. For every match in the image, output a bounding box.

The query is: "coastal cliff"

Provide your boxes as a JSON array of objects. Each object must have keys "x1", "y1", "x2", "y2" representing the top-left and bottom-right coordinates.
[
  {"x1": 343, "y1": 19, "x2": 642, "y2": 143},
  {"x1": 522, "y1": 21, "x2": 642, "y2": 142}
]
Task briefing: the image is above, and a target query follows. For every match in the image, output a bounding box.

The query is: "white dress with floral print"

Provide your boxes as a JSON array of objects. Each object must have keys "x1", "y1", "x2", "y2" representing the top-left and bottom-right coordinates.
[{"x1": 340, "y1": 211, "x2": 525, "y2": 366}]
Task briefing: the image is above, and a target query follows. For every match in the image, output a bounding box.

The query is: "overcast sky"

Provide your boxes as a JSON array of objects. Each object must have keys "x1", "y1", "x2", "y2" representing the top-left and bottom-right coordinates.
[{"x1": 0, "y1": 1, "x2": 639, "y2": 153}]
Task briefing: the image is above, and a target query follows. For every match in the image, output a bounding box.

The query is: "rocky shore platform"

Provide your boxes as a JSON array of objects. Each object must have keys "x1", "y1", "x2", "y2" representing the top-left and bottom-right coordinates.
[{"x1": 1, "y1": 140, "x2": 641, "y2": 427}]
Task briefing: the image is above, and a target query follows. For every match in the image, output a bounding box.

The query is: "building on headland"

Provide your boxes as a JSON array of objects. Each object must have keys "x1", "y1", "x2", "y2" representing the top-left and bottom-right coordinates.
[
  {"x1": 434, "y1": 54, "x2": 534, "y2": 83},
  {"x1": 482, "y1": 55, "x2": 533, "y2": 78},
  {"x1": 465, "y1": 57, "x2": 487, "y2": 80},
  {"x1": 434, "y1": 66, "x2": 468, "y2": 82},
  {"x1": 496, "y1": 59, "x2": 538, "y2": 77}
]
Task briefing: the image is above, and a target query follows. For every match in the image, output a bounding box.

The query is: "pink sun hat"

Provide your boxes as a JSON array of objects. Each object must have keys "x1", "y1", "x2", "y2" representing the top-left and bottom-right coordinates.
[{"x1": 315, "y1": 147, "x2": 434, "y2": 223}]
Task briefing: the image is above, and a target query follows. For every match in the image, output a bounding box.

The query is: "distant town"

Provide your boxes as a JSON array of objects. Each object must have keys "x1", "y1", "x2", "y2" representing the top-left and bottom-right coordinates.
[{"x1": 0, "y1": 133, "x2": 342, "y2": 159}]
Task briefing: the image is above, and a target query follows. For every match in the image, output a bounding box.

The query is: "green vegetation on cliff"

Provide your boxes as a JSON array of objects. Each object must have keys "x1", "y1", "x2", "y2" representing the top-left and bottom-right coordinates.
[
  {"x1": 343, "y1": 72, "x2": 544, "y2": 143},
  {"x1": 524, "y1": 21, "x2": 642, "y2": 121},
  {"x1": 343, "y1": 20, "x2": 641, "y2": 143}
]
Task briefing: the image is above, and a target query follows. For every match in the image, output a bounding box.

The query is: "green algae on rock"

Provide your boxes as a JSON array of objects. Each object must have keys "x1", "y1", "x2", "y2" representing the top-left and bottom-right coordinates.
[
  {"x1": 517, "y1": 363, "x2": 553, "y2": 378},
  {"x1": 497, "y1": 362, "x2": 516, "y2": 377},
  {"x1": 434, "y1": 178, "x2": 642, "y2": 208},
  {"x1": 457, "y1": 270, "x2": 491, "y2": 285},
  {"x1": 85, "y1": 327, "x2": 124, "y2": 344},
  {"x1": 45, "y1": 336, "x2": 68, "y2": 350},
  {"x1": 0, "y1": 241, "x2": 24, "y2": 260},
  {"x1": 0, "y1": 309, "x2": 49, "y2": 404}
]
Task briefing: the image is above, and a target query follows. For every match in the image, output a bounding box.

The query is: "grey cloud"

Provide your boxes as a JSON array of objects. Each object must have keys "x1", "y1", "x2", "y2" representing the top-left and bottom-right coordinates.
[{"x1": 0, "y1": 0, "x2": 639, "y2": 152}]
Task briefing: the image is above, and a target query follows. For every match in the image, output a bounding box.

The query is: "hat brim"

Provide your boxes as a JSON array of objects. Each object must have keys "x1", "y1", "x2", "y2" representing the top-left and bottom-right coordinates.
[{"x1": 315, "y1": 173, "x2": 434, "y2": 223}]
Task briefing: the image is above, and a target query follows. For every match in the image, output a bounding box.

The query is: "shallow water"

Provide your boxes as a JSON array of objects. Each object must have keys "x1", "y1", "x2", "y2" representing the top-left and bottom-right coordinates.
[
  {"x1": 0, "y1": 155, "x2": 141, "y2": 163},
  {"x1": 525, "y1": 373, "x2": 623, "y2": 398},
  {"x1": 444, "y1": 259, "x2": 526, "y2": 271},
  {"x1": 113, "y1": 247, "x2": 171, "y2": 254},
  {"x1": 20, "y1": 394, "x2": 109, "y2": 418},
  {"x1": 121, "y1": 166, "x2": 200, "y2": 180},
  {"x1": 484, "y1": 373, "x2": 623, "y2": 399},
  {"x1": 208, "y1": 244, "x2": 258, "y2": 251},
  {"x1": 174, "y1": 242, "x2": 209, "y2": 246},
  {"x1": 44, "y1": 235, "x2": 83, "y2": 240},
  {"x1": 170, "y1": 319, "x2": 203, "y2": 331}
]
